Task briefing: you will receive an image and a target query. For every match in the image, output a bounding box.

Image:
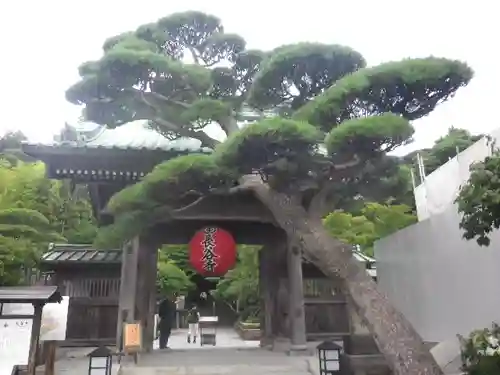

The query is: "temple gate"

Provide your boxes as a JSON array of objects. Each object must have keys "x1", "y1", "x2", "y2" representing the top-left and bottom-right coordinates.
[{"x1": 22, "y1": 120, "x2": 374, "y2": 352}]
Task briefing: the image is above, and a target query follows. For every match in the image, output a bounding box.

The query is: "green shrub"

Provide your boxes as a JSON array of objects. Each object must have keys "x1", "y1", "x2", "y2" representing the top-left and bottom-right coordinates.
[{"x1": 459, "y1": 323, "x2": 500, "y2": 375}]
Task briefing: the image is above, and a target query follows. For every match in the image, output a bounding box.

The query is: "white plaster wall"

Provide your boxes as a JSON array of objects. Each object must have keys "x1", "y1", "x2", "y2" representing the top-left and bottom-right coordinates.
[{"x1": 375, "y1": 205, "x2": 500, "y2": 343}]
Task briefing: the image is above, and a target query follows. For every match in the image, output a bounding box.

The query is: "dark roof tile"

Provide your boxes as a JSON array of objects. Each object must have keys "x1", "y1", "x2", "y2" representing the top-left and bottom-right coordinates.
[
  {"x1": 41, "y1": 244, "x2": 121, "y2": 265},
  {"x1": 0, "y1": 286, "x2": 62, "y2": 304}
]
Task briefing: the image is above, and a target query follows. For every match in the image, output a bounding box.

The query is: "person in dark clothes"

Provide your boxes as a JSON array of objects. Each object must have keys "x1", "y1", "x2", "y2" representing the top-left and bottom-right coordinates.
[{"x1": 158, "y1": 295, "x2": 175, "y2": 349}]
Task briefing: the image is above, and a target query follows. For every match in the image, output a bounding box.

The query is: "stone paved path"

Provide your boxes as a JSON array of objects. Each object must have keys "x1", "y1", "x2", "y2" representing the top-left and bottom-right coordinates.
[
  {"x1": 49, "y1": 347, "x2": 316, "y2": 375},
  {"x1": 45, "y1": 328, "x2": 317, "y2": 375},
  {"x1": 43, "y1": 354, "x2": 121, "y2": 375},
  {"x1": 153, "y1": 328, "x2": 260, "y2": 350},
  {"x1": 120, "y1": 349, "x2": 316, "y2": 375}
]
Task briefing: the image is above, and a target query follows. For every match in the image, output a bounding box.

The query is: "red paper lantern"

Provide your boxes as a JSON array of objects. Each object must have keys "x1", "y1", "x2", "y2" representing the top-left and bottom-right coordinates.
[{"x1": 189, "y1": 227, "x2": 237, "y2": 276}]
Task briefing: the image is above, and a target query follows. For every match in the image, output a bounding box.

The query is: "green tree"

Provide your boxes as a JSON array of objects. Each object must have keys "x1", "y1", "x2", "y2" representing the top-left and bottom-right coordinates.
[
  {"x1": 49, "y1": 182, "x2": 97, "y2": 244},
  {"x1": 0, "y1": 131, "x2": 33, "y2": 165},
  {"x1": 0, "y1": 160, "x2": 98, "y2": 284},
  {"x1": 315, "y1": 155, "x2": 416, "y2": 214},
  {"x1": 0, "y1": 131, "x2": 27, "y2": 151},
  {"x1": 323, "y1": 210, "x2": 376, "y2": 250},
  {"x1": 0, "y1": 208, "x2": 64, "y2": 286},
  {"x1": 0, "y1": 236, "x2": 34, "y2": 286},
  {"x1": 1, "y1": 162, "x2": 97, "y2": 245},
  {"x1": 157, "y1": 248, "x2": 194, "y2": 296},
  {"x1": 324, "y1": 202, "x2": 417, "y2": 256},
  {"x1": 455, "y1": 147, "x2": 500, "y2": 246},
  {"x1": 0, "y1": 162, "x2": 66, "y2": 285},
  {"x1": 67, "y1": 10, "x2": 472, "y2": 374},
  {"x1": 340, "y1": 127, "x2": 482, "y2": 214},
  {"x1": 405, "y1": 127, "x2": 482, "y2": 178},
  {"x1": 362, "y1": 202, "x2": 417, "y2": 239},
  {"x1": 160, "y1": 244, "x2": 192, "y2": 274},
  {"x1": 213, "y1": 245, "x2": 260, "y2": 320}
]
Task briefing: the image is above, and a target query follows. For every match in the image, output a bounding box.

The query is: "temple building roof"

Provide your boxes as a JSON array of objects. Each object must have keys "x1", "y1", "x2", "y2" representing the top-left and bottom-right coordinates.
[
  {"x1": 78, "y1": 122, "x2": 208, "y2": 152},
  {"x1": 22, "y1": 105, "x2": 276, "y2": 160},
  {"x1": 43, "y1": 120, "x2": 211, "y2": 153},
  {"x1": 24, "y1": 104, "x2": 275, "y2": 154},
  {"x1": 19, "y1": 112, "x2": 275, "y2": 215},
  {"x1": 21, "y1": 121, "x2": 212, "y2": 183}
]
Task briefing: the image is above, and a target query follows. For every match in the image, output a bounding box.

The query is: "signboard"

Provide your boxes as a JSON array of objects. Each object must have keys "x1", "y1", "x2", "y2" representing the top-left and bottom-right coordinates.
[
  {"x1": 1, "y1": 297, "x2": 69, "y2": 341},
  {"x1": 40, "y1": 296, "x2": 69, "y2": 341},
  {"x1": 123, "y1": 322, "x2": 142, "y2": 353},
  {"x1": 0, "y1": 318, "x2": 32, "y2": 375},
  {"x1": 1, "y1": 303, "x2": 33, "y2": 315},
  {"x1": 0, "y1": 297, "x2": 69, "y2": 375}
]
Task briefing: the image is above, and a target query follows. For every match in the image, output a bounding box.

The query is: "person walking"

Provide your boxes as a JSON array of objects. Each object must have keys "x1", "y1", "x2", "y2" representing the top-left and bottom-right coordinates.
[
  {"x1": 158, "y1": 295, "x2": 175, "y2": 349},
  {"x1": 186, "y1": 305, "x2": 200, "y2": 344}
]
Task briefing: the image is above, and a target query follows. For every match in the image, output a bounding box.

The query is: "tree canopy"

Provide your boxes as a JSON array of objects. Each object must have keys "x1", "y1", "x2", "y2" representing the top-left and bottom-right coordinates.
[
  {"x1": 324, "y1": 202, "x2": 417, "y2": 256},
  {"x1": 0, "y1": 131, "x2": 27, "y2": 155},
  {"x1": 156, "y1": 247, "x2": 194, "y2": 296},
  {"x1": 404, "y1": 127, "x2": 482, "y2": 179},
  {"x1": 0, "y1": 160, "x2": 97, "y2": 285},
  {"x1": 0, "y1": 131, "x2": 35, "y2": 165},
  {"x1": 371, "y1": 127, "x2": 483, "y2": 212},
  {"x1": 455, "y1": 145, "x2": 500, "y2": 246},
  {"x1": 213, "y1": 245, "x2": 260, "y2": 320},
  {"x1": 66, "y1": 10, "x2": 473, "y2": 374}
]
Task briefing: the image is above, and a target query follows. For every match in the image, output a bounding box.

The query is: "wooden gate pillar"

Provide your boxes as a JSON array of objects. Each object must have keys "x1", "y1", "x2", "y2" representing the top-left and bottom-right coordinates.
[
  {"x1": 259, "y1": 243, "x2": 274, "y2": 348},
  {"x1": 116, "y1": 236, "x2": 158, "y2": 352},
  {"x1": 116, "y1": 239, "x2": 139, "y2": 349},
  {"x1": 135, "y1": 236, "x2": 158, "y2": 352},
  {"x1": 287, "y1": 239, "x2": 307, "y2": 351}
]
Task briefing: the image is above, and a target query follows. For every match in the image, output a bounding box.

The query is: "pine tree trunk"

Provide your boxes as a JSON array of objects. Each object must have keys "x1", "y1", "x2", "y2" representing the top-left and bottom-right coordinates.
[{"x1": 244, "y1": 177, "x2": 443, "y2": 375}]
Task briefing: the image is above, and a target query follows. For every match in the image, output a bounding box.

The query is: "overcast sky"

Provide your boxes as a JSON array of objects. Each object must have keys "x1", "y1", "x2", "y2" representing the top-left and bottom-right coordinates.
[{"x1": 1, "y1": 0, "x2": 497, "y2": 154}]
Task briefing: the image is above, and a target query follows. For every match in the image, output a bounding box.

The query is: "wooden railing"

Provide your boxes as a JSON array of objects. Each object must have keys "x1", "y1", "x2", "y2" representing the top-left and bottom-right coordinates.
[
  {"x1": 303, "y1": 278, "x2": 345, "y2": 300},
  {"x1": 303, "y1": 278, "x2": 349, "y2": 339},
  {"x1": 61, "y1": 278, "x2": 120, "y2": 298}
]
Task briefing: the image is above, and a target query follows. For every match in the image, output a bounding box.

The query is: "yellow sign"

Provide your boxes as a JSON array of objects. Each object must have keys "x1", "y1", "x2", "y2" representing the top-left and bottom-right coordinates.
[{"x1": 123, "y1": 322, "x2": 142, "y2": 352}]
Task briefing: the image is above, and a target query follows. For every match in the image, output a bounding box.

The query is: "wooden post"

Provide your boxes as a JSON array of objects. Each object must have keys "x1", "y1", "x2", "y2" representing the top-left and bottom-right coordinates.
[
  {"x1": 147, "y1": 248, "x2": 159, "y2": 348},
  {"x1": 27, "y1": 303, "x2": 44, "y2": 375},
  {"x1": 116, "y1": 243, "x2": 128, "y2": 349},
  {"x1": 138, "y1": 238, "x2": 158, "y2": 353},
  {"x1": 116, "y1": 239, "x2": 140, "y2": 348},
  {"x1": 287, "y1": 240, "x2": 307, "y2": 351},
  {"x1": 259, "y1": 245, "x2": 274, "y2": 348},
  {"x1": 44, "y1": 341, "x2": 57, "y2": 375},
  {"x1": 135, "y1": 238, "x2": 148, "y2": 351},
  {"x1": 276, "y1": 277, "x2": 290, "y2": 338},
  {"x1": 273, "y1": 240, "x2": 290, "y2": 340}
]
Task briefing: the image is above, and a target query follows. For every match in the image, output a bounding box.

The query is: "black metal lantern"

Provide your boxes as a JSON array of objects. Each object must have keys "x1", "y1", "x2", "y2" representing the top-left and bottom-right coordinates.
[
  {"x1": 87, "y1": 346, "x2": 113, "y2": 375},
  {"x1": 317, "y1": 340, "x2": 342, "y2": 375}
]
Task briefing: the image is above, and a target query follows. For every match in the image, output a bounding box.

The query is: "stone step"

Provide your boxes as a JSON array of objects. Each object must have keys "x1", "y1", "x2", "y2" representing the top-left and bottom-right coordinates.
[
  {"x1": 118, "y1": 351, "x2": 315, "y2": 375},
  {"x1": 119, "y1": 367, "x2": 310, "y2": 375},
  {"x1": 117, "y1": 344, "x2": 316, "y2": 375},
  {"x1": 430, "y1": 338, "x2": 463, "y2": 374}
]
